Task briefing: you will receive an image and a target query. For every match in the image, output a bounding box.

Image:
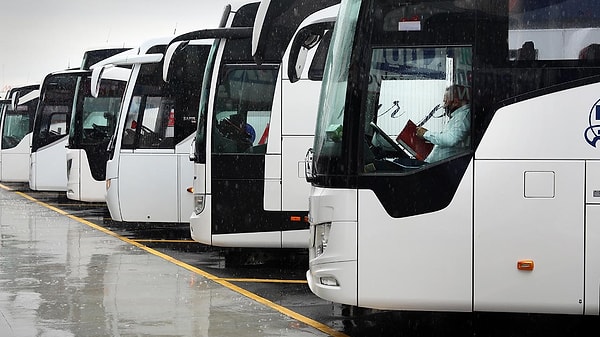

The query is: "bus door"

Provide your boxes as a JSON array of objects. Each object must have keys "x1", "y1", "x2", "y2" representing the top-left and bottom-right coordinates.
[
  {"x1": 117, "y1": 44, "x2": 208, "y2": 222},
  {"x1": 211, "y1": 64, "x2": 280, "y2": 235},
  {"x1": 30, "y1": 73, "x2": 80, "y2": 191},
  {"x1": 66, "y1": 68, "x2": 129, "y2": 201}
]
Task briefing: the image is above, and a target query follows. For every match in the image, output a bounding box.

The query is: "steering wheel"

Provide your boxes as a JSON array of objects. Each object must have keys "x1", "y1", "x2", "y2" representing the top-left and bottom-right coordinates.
[{"x1": 369, "y1": 121, "x2": 414, "y2": 158}]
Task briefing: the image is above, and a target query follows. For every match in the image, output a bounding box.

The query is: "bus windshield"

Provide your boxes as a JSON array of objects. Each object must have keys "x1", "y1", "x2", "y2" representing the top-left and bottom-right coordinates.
[
  {"x1": 70, "y1": 76, "x2": 126, "y2": 148},
  {"x1": 195, "y1": 39, "x2": 221, "y2": 163},
  {"x1": 122, "y1": 44, "x2": 206, "y2": 151},
  {"x1": 312, "y1": 0, "x2": 360, "y2": 175},
  {"x1": 33, "y1": 75, "x2": 78, "y2": 152},
  {"x1": 212, "y1": 65, "x2": 278, "y2": 154},
  {"x1": 2, "y1": 98, "x2": 37, "y2": 150}
]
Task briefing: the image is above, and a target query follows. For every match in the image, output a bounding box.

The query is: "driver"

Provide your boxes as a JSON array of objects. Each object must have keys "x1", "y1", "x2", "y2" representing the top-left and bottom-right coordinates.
[{"x1": 415, "y1": 84, "x2": 470, "y2": 163}]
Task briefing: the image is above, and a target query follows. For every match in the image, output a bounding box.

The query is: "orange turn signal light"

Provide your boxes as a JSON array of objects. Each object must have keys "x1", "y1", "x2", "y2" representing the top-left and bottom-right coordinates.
[{"x1": 517, "y1": 259, "x2": 534, "y2": 271}]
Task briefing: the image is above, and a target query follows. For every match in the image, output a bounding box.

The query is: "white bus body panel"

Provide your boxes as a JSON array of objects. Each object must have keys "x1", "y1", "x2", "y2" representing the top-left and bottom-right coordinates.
[
  {"x1": 0, "y1": 133, "x2": 32, "y2": 182},
  {"x1": 263, "y1": 71, "x2": 283, "y2": 211},
  {"x1": 29, "y1": 137, "x2": 67, "y2": 191},
  {"x1": 109, "y1": 135, "x2": 194, "y2": 223},
  {"x1": 263, "y1": 77, "x2": 316, "y2": 212},
  {"x1": 306, "y1": 187, "x2": 359, "y2": 306},
  {"x1": 472, "y1": 85, "x2": 600, "y2": 314},
  {"x1": 586, "y1": 161, "x2": 600, "y2": 314},
  {"x1": 66, "y1": 149, "x2": 106, "y2": 202},
  {"x1": 585, "y1": 201, "x2": 600, "y2": 315},
  {"x1": 176, "y1": 138, "x2": 195, "y2": 223},
  {"x1": 189, "y1": 163, "x2": 209, "y2": 243},
  {"x1": 476, "y1": 83, "x2": 600, "y2": 160},
  {"x1": 309, "y1": 165, "x2": 474, "y2": 311},
  {"x1": 280, "y1": 78, "x2": 320, "y2": 211},
  {"x1": 117, "y1": 151, "x2": 179, "y2": 222},
  {"x1": 281, "y1": 136, "x2": 312, "y2": 210},
  {"x1": 359, "y1": 163, "x2": 473, "y2": 311},
  {"x1": 474, "y1": 160, "x2": 584, "y2": 314}
]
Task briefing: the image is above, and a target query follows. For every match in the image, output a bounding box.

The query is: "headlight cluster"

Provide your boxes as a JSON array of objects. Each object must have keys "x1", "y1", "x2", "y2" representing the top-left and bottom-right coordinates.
[
  {"x1": 314, "y1": 223, "x2": 331, "y2": 256},
  {"x1": 194, "y1": 195, "x2": 205, "y2": 215}
]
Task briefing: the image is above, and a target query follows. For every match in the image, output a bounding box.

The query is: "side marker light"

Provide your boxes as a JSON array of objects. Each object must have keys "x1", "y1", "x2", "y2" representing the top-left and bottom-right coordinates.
[{"x1": 517, "y1": 259, "x2": 534, "y2": 271}]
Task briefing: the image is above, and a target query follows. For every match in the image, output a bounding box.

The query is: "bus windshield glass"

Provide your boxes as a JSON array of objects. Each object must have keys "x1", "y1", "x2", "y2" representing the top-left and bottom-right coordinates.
[
  {"x1": 2, "y1": 99, "x2": 36, "y2": 150},
  {"x1": 33, "y1": 76, "x2": 78, "y2": 152},
  {"x1": 212, "y1": 65, "x2": 278, "y2": 154},
  {"x1": 195, "y1": 39, "x2": 221, "y2": 163},
  {"x1": 71, "y1": 77, "x2": 126, "y2": 147},
  {"x1": 312, "y1": 0, "x2": 360, "y2": 172}
]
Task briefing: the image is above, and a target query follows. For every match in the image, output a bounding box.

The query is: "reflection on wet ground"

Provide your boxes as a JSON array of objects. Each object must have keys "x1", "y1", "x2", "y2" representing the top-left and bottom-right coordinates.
[
  {"x1": 0, "y1": 184, "x2": 333, "y2": 337},
  {"x1": 1, "y1": 182, "x2": 599, "y2": 337}
]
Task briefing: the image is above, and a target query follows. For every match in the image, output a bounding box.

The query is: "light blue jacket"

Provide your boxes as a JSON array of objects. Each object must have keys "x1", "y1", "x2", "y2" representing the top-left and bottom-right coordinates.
[{"x1": 423, "y1": 104, "x2": 470, "y2": 162}]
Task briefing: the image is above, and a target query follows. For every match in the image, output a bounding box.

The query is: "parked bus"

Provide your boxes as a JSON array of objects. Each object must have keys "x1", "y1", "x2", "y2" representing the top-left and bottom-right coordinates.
[
  {"x1": 180, "y1": 1, "x2": 337, "y2": 248},
  {"x1": 66, "y1": 66, "x2": 130, "y2": 202},
  {"x1": 0, "y1": 85, "x2": 39, "y2": 182},
  {"x1": 305, "y1": 0, "x2": 600, "y2": 315},
  {"x1": 29, "y1": 48, "x2": 129, "y2": 192},
  {"x1": 92, "y1": 36, "x2": 210, "y2": 222}
]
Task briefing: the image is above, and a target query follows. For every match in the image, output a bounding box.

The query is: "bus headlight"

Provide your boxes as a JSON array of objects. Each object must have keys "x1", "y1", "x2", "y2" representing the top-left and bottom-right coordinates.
[
  {"x1": 194, "y1": 195, "x2": 205, "y2": 215},
  {"x1": 314, "y1": 223, "x2": 331, "y2": 256}
]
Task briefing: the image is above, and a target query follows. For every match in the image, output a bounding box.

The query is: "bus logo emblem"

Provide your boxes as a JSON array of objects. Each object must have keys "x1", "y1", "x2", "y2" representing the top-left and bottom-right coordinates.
[{"x1": 584, "y1": 99, "x2": 600, "y2": 147}]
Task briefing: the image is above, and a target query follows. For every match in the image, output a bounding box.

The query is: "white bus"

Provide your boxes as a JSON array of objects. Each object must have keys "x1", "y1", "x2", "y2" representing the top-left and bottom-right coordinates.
[
  {"x1": 305, "y1": 0, "x2": 600, "y2": 315},
  {"x1": 182, "y1": 1, "x2": 337, "y2": 248},
  {"x1": 29, "y1": 48, "x2": 129, "y2": 192},
  {"x1": 93, "y1": 36, "x2": 211, "y2": 222},
  {"x1": 65, "y1": 66, "x2": 130, "y2": 202},
  {"x1": 0, "y1": 85, "x2": 39, "y2": 182}
]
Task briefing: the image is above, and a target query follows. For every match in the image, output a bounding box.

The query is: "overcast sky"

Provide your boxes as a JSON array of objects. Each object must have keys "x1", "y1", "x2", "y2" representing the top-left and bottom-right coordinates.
[{"x1": 0, "y1": 0, "x2": 233, "y2": 93}]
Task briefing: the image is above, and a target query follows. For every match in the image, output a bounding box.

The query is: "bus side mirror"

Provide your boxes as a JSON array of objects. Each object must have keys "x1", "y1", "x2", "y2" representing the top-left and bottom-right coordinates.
[
  {"x1": 189, "y1": 137, "x2": 197, "y2": 161},
  {"x1": 287, "y1": 22, "x2": 334, "y2": 83},
  {"x1": 163, "y1": 41, "x2": 188, "y2": 83},
  {"x1": 11, "y1": 91, "x2": 20, "y2": 110},
  {"x1": 90, "y1": 66, "x2": 107, "y2": 98}
]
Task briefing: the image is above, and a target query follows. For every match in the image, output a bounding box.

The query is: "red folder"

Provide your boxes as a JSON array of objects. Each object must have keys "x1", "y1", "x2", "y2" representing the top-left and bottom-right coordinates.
[{"x1": 396, "y1": 120, "x2": 433, "y2": 161}]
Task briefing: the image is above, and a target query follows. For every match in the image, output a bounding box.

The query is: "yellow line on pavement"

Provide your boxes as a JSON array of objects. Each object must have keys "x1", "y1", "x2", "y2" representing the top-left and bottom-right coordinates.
[
  {"x1": 10, "y1": 189, "x2": 347, "y2": 337},
  {"x1": 133, "y1": 239, "x2": 195, "y2": 243},
  {"x1": 0, "y1": 183, "x2": 14, "y2": 191},
  {"x1": 223, "y1": 278, "x2": 307, "y2": 284}
]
